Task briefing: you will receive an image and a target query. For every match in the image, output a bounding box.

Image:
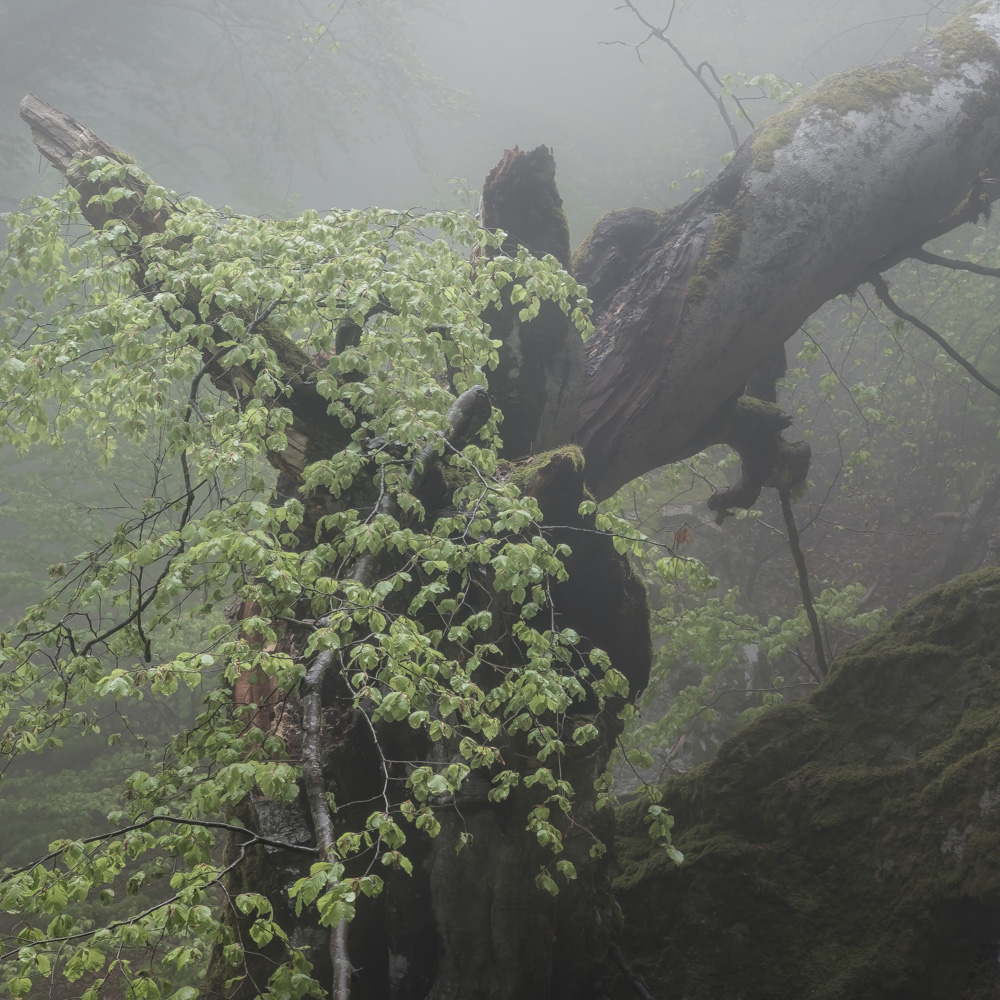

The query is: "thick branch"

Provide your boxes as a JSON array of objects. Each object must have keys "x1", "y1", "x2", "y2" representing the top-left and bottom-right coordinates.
[
  {"x1": 18, "y1": 91, "x2": 338, "y2": 481},
  {"x1": 911, "y1": 246, "x2": 1000, "y2": 278},
  {"x1": 566, "y1": 7, "x2": 1000, "y2": 498},
  {"x1": 298, "y1": 385, "x2": 492, "y2": 998}
]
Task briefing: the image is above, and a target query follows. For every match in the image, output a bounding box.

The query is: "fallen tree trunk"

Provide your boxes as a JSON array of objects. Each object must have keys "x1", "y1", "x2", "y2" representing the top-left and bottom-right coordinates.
[
  {"x1": 565, "y1": 6, "x2": 1000, "y2": 499},
  {"x1": 20, "y1": 8, "x2": 1000, "y2": 504}
]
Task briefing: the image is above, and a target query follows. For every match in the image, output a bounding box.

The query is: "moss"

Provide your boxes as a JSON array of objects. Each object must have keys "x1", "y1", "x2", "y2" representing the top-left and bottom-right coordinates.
[
  {"x1": 750, "y1": 116, "x2": 799, "y2": 173},
  {"x1": 686, "y1": 210, "x2": 743, "y2": 303},
  {"x1": 261, "y1": 324, "x2": 316, "y2": 388},
  {"x1": 935, "y1": 4, "x2": 1000, "y2": 75},
  {"x1": 109, "y1": 144, "x2": 139, "y2": 166},
  {"x1": 612, "y1": 569, "x2": 1000, "y2": 999},
  {"x1": 685, "y1": 273, "x2": 709, "y2": 303},
  {"x1": 751, "y1": 12, "x2": 1000, "y2": 173},
  {"x1": 501, "y1": 445, "x2": 586, "y2": 497},
  {"x1": 751, "y1": 61, "x2": 933, "y2": 171},
  {"x1": 731, "y1": 395, "x2": 784, "y2": 423},
  {"x1": 706, "y1": 210, "x2": 743, "y2": 266}
]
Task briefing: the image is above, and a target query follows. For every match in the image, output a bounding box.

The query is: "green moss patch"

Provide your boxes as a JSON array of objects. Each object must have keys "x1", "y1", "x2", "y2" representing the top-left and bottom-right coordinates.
[
  {"x1": 614, "y1": 569, "x2": 1000, "y2": 998},
  {"x1": 751, "y1": 61, "x2": 933, "y2": 171},
  {"x1": 686, "y1": 210, "x2": 743, "y2": 304},
  {"x1": 935, "y1": 5, "x2": 1000, "y2": 75}
]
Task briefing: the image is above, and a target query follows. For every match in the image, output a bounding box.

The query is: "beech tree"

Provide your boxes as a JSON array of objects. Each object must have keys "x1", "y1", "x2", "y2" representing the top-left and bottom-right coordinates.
[{"x1": 4, "y1": 4, "x2": 1000, "y2": 999}]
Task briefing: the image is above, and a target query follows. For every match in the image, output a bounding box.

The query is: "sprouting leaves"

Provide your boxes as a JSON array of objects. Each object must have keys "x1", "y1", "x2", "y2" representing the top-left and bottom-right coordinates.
[{"x1": 0, "y1": 157, "x2": 608, "y2": 999}]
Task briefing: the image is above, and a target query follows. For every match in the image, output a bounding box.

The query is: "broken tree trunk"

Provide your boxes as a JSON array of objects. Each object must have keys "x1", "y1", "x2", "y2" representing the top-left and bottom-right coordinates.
[
  {"x1": 565, "y1": 6, "x2": 1000, "y2": 499},
  {"x1": 20, "y1": 5, "x2": 1000, "y2": 504}
]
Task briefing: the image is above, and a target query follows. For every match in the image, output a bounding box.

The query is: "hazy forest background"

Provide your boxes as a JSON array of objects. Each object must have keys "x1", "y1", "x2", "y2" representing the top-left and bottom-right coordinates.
[{"x1": 3, "y1": 0, "x2": 1000, "y2": 997}]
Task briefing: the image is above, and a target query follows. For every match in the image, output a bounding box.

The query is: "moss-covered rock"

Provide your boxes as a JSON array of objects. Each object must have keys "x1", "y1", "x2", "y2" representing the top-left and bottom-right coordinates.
[{"x1": 614, "y1": 569, "x2": 1000, "y2": 999}]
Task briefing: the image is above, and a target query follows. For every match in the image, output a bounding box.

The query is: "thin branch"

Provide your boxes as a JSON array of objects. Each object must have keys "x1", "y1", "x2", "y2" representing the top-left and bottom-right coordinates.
[
  {"x1": 778, "y1": 488, "x2": 829, "y2": 678},
  {"x1": 910, "y1": 247, "x2": 1000, "y2": 278},
  {"x1": 4, "y1": 815, "x2": 316, "y2": 876},
  {"x1": 698, "y1": 59, "x2": 754, "y2": 128},
  {"x1": 615, "y1": 0, "x2": 740, "y2": 148},
  {"x1": 300, "y1": 646, "x2": 352, "y2": 1000},
  {"x1": 789, "y1": 646, "x2": 823, "y2": 685},
  {"x1": 869, "y1": 273, "x2": 1000, "y2": 399},
  {"x1": 1, "y1": 835, "x2": 257, "y2": 962},
  {"x1": 609, "y1": 942, "x2": 657, "y2": 1000}
]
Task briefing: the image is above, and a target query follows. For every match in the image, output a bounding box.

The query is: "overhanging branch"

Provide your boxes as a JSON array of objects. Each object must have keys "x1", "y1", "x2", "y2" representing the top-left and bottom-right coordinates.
[
  {"x1": 911, "y1": 246, "x2": 1000, "y2": 278},
  {"x1": 869, "y1": 273, "x2": 1000, "y2": 400}
]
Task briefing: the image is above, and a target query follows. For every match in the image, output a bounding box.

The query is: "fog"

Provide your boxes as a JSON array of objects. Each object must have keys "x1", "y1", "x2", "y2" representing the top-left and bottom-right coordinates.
[
  {"x1": 0, "y1": 0, "x2": 976, "y2": 744},
  {"x1": 0, "y1": 0, "x2": 947, "y2": 230},
  {"x1": 0, "y1": 0, "x2": 976, "y2": 731}
]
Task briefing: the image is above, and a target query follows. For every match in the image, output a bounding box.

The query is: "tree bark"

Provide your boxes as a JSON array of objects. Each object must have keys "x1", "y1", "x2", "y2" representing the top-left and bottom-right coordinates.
[
  {"x1": 568, "y1": 7, "x2": 1000, "y2": 499},
  {"x1": 20, "y1": 5, "x2": 1000, "y2": 500}
]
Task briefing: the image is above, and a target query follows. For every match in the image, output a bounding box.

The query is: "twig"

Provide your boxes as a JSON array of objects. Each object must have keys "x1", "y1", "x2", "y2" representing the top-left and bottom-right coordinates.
[
  {"x1": 609, "y1": 942, "x2": 656, "y2": 1000},
  {"x1": 4, "y1": 814, "x2": 316, "y2": 877},
  {"x1": 616, "y1": 0, "x2": 740, "y2": 149},
  {"x1": 1, "y1": 837, "x2": 254, "y2": 962},
  {"x1": 869, "y1": 273, "x2": 1000, "y2": 399}
]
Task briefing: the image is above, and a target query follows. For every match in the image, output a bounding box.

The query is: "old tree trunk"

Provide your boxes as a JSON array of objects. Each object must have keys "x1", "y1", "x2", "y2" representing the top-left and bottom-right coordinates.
[{"x1": 15, "y1": 4, "x2": 1000, "y2": 998}]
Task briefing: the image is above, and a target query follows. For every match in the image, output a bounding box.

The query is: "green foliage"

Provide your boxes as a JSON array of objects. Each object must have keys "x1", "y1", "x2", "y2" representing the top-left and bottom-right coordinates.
[
  {"x1": 0, "y1": 159, "x2": 613, "y2": 998},
  {"x1": 786, "y1": 215, "x2": 1000, "y2": 574},
  {"x1": 628, "y1": 556, "x2": 881, "y2": 751}
]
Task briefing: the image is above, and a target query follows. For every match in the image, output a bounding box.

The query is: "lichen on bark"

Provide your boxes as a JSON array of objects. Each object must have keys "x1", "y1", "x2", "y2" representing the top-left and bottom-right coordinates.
[{"x1": 751, "y1": 61, "x2": 933, "y2": 171}]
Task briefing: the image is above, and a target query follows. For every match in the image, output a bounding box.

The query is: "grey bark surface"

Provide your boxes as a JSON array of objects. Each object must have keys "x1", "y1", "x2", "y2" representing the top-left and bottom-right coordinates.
[{"x1": 571, "y1": 7, "x2": 1000, "y2": 498}]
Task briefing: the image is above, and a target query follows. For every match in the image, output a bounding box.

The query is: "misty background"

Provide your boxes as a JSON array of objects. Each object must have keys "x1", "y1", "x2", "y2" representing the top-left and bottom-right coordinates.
[{"x1": 0, "y1": 0, "x2": 944, "y2": 228}]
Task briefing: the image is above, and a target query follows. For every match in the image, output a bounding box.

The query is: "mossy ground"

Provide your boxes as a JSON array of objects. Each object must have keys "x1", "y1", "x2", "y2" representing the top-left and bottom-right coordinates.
[{"x1": 614, "y1": 569, "x2": 1000, "y2": 999}]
